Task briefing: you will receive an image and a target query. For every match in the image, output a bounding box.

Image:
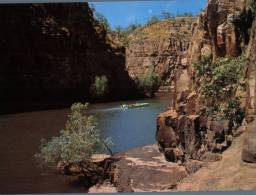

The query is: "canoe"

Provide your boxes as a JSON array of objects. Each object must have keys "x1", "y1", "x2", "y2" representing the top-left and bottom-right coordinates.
[{"x1": 121, "y1": 103, "x2": 149, "y2": 109}]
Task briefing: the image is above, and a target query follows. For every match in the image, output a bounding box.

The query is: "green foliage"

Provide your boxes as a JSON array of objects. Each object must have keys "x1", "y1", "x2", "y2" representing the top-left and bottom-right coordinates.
[
  {"x1": 94, "y1": 12, "x2": 111, "y2": 32},
  {"x1": 34, "y1": 103, "x2": 113, "y2": 167},
  {"x1": 194, "y1": 55, "x2": 246, "y2": 125},
  {"x1": 146, "y1": 11, "x2": 192, "y2": 26},
  {"x1": 194, "y1": 54, "x2": 212, "y2": 77},
  {"x1": 135, "y1": 72, "x2": 161, "y2": 97},
  {"x1": 113, "y1": 24, "x2": 141, "y2": 46},
  {"x1": 90, "y1": 75, "x2": 109, "y2": 98},
  {"x1": 177, "y1": 12, "x2": 194, "y2": 17}
]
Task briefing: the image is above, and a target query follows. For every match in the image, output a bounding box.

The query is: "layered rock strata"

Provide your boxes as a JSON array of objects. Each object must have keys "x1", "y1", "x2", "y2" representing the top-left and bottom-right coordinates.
[
  {"x1": 125, "y1": 18, "x2": 195, "y2": 90},
  {"x1": 156, "y1": 0, "x2": 255, "y2": 163}
]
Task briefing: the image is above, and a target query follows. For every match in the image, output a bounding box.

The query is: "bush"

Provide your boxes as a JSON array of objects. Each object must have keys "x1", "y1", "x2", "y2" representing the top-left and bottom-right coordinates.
[
  {"x1": 161, "y1": 11, "x2": 175, "y2": 20},
  {"x1": 90, "y1": 75, "x2": 109, "y2": 98},
  {"x1": 177, "y1": 12, "x2": 194, "y2": 17},
  {"x1": 136, "y1": 72, "x2": 161, "y2": 97},
  {"x1": 113, "y1": 24, "x2": 141, "y2": 46},
  {"x1": 34, "y1": 103, "x2": 113, "y2": 167},
  {"x1": 194, "y1": 55, "x2": 246, "y2": 125},
  {"x1": 146, "y1": 16, "x2": 161, "y2": 26},
  {"x1": 194, "y1": 55, "x2": 245, "y2": 103},
  {"x1": 94, "y1": 12, "x2": 111, "y2": 32}
]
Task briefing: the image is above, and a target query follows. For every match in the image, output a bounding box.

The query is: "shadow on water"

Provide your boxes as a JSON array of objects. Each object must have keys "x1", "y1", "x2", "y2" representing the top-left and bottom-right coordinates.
[{"x1": 0, "y1": 95, "x2": 170, "y2": 193}]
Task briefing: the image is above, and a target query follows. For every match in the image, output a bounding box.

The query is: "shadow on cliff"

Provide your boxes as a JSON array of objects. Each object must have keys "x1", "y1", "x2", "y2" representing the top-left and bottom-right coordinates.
[{"x1": 0, "y1": 3, "x2": 142, "y2": 114}]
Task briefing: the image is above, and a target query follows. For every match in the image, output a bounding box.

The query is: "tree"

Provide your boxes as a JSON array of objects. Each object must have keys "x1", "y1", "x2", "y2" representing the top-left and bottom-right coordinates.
[
  {"x1": 113, "y1": 24, "x2": 141, "y2": 46},
  {"x1": 161, "y1": 11, "x2": 174, "y2": 20},
  {"x1": 136, "y1": 72, "x2": 161, "y2": 97},
  {"x1": 177, "y1": 12, "x2": 194, "y2": 17},
  {"x1": 90, "y1": 75, "x2": 109, "y2": 98},
  {"x1": 34, "y1": 103, "x2": 113, "y2": 167},
  {"x1": 146, "y1": 16, "x2": 161, "y2": 26},
  {"x1": 94, "y1": 12, "x2": 111, "y2": 32}
]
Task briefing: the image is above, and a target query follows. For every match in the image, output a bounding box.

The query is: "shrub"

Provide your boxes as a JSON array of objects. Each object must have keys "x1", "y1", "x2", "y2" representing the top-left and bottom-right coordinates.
[
  {"x1": 136, "y1": 72, "x2": 161, "y2": 97},
  {"x1": 146, "y1": 16, "x2": 161, "y2": 26},
  {"x1": 34, "y1": 103, "x2": 113, "y2": 167},
  {"x1": 177, "y1": 12, "x2": 194, "y2": 17},
  {"x1": 90, "y1": 75, "x2": 109, "y2": 98},
  {"x1": 113, "y1": 24, "x2": 141, "y2": 46},
  {"x1": 94, "y1": 12, "x2": 111, "y2": 32},
  {"x1": 161, "y1": 11, "x2": 175, "y2": 20},
  {"x1": 194, "y1": 55, "x2": 246, "y2": 125}
]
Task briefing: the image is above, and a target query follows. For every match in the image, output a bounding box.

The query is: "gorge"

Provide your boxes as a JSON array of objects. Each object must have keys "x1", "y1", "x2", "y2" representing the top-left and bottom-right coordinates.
[
  {"x1": 0, "y1": 0, "x2": 256, "y2": 193},
  {"x1": 0, "y1": 3, "x2": 139, "y2": 114}
]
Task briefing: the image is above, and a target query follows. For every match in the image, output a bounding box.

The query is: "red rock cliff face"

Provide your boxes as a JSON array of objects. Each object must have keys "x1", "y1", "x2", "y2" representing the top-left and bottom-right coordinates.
[
  {"x1": 0, "y1": 3, "x2": 138, "y2": 113},
  {"x1": 156, "y1": 0, "x2": 255, "y2": 163},
  {"x1": 125, "y1": 18, "x2": 195, "y2": 90},
  {"x1": 246, "y1": 19, "x2": 256, "y2": 117}
]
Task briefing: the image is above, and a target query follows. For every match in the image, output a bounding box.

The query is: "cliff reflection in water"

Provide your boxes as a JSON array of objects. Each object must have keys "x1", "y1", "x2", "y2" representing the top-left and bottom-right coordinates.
[{"x1": 0, "y1": 95, "x2": 170, "y2": 193}]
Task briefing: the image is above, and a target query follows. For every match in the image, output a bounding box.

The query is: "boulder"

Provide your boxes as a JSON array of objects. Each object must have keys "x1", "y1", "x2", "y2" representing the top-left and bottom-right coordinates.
[{"x1": 110, "y1": 145, "x2": 187, "y2": 192}]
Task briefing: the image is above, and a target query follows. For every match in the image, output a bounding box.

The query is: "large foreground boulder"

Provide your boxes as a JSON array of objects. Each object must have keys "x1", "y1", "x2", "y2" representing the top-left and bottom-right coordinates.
[{"x1": 110, "y1": 145, "x2": 187, "y2": 192}]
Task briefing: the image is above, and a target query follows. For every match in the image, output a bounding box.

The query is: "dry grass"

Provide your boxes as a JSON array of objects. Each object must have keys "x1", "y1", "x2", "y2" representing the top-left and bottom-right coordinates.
[{"x1": 129, "y1": 18, "x2": 195, "y2": 42}]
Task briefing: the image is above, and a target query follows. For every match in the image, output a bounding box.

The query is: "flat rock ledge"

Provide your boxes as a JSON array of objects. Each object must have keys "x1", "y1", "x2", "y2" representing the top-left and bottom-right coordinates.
[{"x1": 108, "y1": 144, "x2": 187, "y2": 192}]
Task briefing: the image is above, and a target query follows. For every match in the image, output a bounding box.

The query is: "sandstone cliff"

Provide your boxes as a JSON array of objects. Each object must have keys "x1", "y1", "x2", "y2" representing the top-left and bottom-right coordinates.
[
  {"x1": 157, "y1": 0, "x2": 255, "y2": 164},
  {"x1": 125, "y1": 18, "x2": 195, "y2": 91},
  {"x1": 0, "y1": 3, "x2": 138, "y2": 113}
]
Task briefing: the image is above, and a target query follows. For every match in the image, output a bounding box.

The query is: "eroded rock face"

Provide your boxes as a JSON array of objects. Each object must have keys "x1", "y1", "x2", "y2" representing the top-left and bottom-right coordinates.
[
  {"x1": 156, "y1": 110, "x2": 229, "y2": 162},
  {"x1": 110, "y1": 145, "x2": 187, "y2": 192},
  {"x1": 187, "y1": 0, "x2": 253, "y2": 65},
  {"x1": 126, "y1": 18, "x2": 195, "y2": 90},
  {"x1": 156, "y1": 0, "x2": 254, "y2": 163},
  {"x1": 242, "y1": 123, "x2": 256, "y2": 163},
  {"x1": 0, "y1": 3, "x2": 138, "y2": 113},
  {"x1": 246, "y1": 20, "x2": 256, "y2": 118}
]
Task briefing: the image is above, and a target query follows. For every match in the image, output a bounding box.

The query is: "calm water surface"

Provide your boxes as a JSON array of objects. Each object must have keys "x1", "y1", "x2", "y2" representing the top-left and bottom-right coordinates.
[{"x1": 0, "y1": 96, "x2": 170, "y2": 193}]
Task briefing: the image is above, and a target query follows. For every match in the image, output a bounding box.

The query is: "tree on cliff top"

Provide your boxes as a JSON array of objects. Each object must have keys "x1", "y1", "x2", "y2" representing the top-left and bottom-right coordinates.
[
  {"x1": 34, "y1": 103, "x2": 113, "y2": 167},
  {"x1": 94, "y1": 12, "x2": 111, "y2": 32},
  {"x1": 161, "y1": 11, "x2": 175, "y2": 20}
]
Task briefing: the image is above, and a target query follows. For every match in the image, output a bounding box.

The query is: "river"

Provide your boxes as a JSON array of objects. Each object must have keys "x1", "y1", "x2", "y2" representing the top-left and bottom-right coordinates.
[{"x1": 0, "y1": 95, "x2": 170, "y2": 193}]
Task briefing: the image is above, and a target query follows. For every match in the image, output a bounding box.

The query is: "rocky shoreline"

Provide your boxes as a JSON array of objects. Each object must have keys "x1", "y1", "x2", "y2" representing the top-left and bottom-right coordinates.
[
  {"x1": 87, "y1": 116, "x2": 256, "y2": 192},
  {"x1": 55, "y1": 0, "x2": 256, "y2": 192}
]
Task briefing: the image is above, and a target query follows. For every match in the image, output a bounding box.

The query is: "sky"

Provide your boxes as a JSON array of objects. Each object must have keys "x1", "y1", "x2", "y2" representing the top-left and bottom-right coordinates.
[{"x1": 89, "y1": 0, "x2": 207, "y2": 28}]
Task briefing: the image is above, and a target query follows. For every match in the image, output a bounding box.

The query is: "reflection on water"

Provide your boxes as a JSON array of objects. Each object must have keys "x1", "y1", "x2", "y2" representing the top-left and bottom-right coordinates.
[{"x1": 0, "y1": 95, "x2": 170, "y2": 193}]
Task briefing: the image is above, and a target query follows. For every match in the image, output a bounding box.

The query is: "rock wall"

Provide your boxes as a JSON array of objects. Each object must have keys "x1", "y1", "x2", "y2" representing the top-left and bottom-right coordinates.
[
  {"x1": 125, "y1": 18, "x2": 195, "y2": 90},
  {"x1": 0, "y1": 3, "x2": 138, "y2": 113},
  {"x1": 246, "y1": 19, "x2": 256, "y2": 117},
  {"x1": 156, "y1": 0, "x2": 255, "y2": 163}
]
